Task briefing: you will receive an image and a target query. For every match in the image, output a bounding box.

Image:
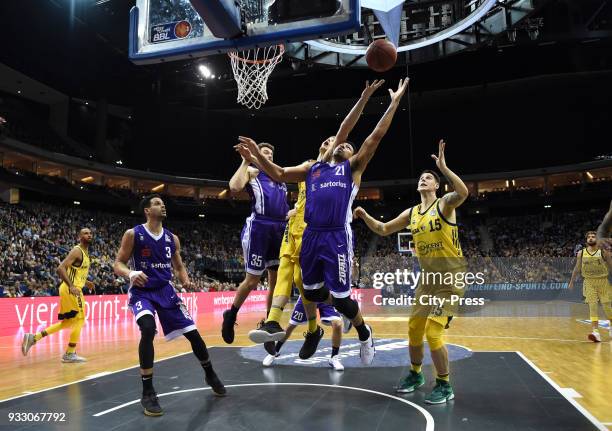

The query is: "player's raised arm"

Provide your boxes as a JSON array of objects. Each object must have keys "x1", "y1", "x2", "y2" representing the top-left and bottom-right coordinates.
[
  {"x1": 57, "y1": 247, "x2": 83, "y2": 296},
  {"x1": 171, "y1": 234, "x2": 191, "y2": 288},
  {"x1": 235, "y1": 136, "x2": 312, "y2": 183},
  {"x1": 350, "y1": 78, "x2": 409, "y2": 175},
  {"x1": 229, "y1": 155, "x2": 257, "y2": 193},
  {"x1": 321, "y1": 80, "x2": 385, "y2": 163},
  {"x1": 596, "y1": 200, "x2": 612, "y2": 251},
  {"x1": 434, "y1": 140, "x2": 469, "y2": 218},
  {"x1": 353, "y1": 206, "x2": 411, "y2": 237},
  {"x1": 113, "y1": 229, "x2": 148, "y2": 287}
]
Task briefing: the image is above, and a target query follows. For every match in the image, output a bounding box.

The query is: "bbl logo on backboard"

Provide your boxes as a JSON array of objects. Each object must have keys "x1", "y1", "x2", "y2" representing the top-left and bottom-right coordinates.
[{"x1": 150, "y1": 20, "x2": 192, "y2": 44}]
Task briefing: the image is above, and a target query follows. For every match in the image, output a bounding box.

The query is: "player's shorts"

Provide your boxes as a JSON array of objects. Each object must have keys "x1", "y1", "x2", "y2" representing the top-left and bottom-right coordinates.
[
  {"x1": 289, "y1": 297, "x2": 341, "y2": 326},
  {"x1": 241, "y1": 214, "x2": 286, "y2": 275},
  {"x1": 583, "y1": 277, "x2": 611, "y2": 304},
  {"x1": 300, "y1": 226, "x2": 353, "y2": 299},
  {"x1": 128, "y1": 283, "x2": 196, "y2": 340},
  {"x1": 410, "y1": 265, "x2": 468, "y2": 327},
  {"x1": 58, "y1": 283, "x2": 85, "y2": 320},
  {"x1": 279, "y1": 224, "x2": 303, "y2": 262}
]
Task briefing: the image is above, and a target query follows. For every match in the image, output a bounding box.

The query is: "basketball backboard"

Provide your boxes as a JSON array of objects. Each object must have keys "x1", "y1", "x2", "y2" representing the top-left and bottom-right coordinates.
[{"x1": 129, "y1": 0, "x2": 361, "y2": 65}]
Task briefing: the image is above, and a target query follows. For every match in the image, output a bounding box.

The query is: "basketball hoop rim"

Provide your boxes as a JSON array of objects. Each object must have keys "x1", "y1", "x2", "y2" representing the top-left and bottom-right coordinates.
[{"x1": 228, "y1": 44, "x2": 285, "y2": 65}]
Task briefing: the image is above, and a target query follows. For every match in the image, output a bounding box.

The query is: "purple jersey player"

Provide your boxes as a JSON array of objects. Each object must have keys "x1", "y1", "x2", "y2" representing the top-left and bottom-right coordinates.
[
  {"x1": 114, "y1": 195, "x2": 226, "y2": 417},
  {"x1": 263, "y1": 297, "x2": 349, "y2": 371},
  {"x1": 236, "y1": 78, "x2": 410, "y2": 366},
  {"x1": 223, "y1": 143, "x2": 288, "y2": 344}
]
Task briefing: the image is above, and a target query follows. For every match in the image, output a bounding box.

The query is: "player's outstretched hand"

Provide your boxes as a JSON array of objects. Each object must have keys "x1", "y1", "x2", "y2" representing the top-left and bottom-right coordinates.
[
  {"x1": 238, "y1": 136, "x2": 260, "y2": 155},
  {"x1": 389, "y1": 77, "x2": 409, "y2": 104},
  {"x1": 234, "y1": 143, "x2": 257, "y2": 164},
  {"x1": 362, "y1": 79, "x2": 385, "y2": 99},
  {"x1": 353, "y1": 206, "x2": 366, "y2": 220},
  {"x1": 431, "y1": 139, "x2": 447, "y2": 171},
  {"x1": 236, "y1": 136, "x2": 261, "y2": 164}
]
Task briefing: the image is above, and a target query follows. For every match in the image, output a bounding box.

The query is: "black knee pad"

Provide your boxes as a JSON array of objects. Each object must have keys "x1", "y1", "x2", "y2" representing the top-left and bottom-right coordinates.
[
  {"x1": 303, "y1": 285, "x2": 330, "y2": 303},
  {"x1": 332, "y1": 296, "x2": 359, "y2": 320},
  {"x1": 137, "y1": 314, "x2": 156, "y2": 340}
]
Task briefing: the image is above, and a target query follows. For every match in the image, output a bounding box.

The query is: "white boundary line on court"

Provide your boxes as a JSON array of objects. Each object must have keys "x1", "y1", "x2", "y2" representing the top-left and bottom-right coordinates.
[
  {"x1": 515, "y1": 351, "x2": 607, "y2": 431},
  {"x1": 0, "y1": 350, "x2": 193, "y2": 404},
  {"x1": 91, "y1": 382, "x2": 435, "y2": 431},
  {"x1": 376, "y1": 332, "x2": 592, "y2": 343},
  {"x1": 2, "y1": 346, "x2": 608, "y2": 430}
]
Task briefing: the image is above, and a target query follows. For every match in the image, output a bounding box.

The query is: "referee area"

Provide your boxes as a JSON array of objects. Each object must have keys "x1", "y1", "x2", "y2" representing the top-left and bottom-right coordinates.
[{"x1": 1, "y1": 302, "x2": 610, "y2": 430}]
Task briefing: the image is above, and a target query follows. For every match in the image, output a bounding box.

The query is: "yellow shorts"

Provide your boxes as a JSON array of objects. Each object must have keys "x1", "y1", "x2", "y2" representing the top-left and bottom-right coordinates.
[
  {"x1": 58, "y1": 283, "x2": 85, "y2": 320},
  {"x1": 410, "y1": 266, "x2": 468, "y2": 327},
  {"x1": 583, "y1": 278, "x2": 611, "y2": 304},
  {"x1": 279, "y1": 226, "x2": 303, "y2": 262}
]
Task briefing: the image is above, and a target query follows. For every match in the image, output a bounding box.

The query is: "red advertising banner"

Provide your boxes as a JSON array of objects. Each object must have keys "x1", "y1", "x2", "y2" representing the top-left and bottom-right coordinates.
[
  {"x1": 0, "y1": 289, "x2": 378, "y2": 336},
  {"x1": 0, "y1": 290, "x2": 269, "y2": 336}
]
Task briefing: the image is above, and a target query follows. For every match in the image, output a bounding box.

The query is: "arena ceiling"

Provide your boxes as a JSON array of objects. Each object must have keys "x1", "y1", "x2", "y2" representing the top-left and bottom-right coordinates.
[{"x1": 1, "y1": 0, "x2": 611, "y2": 179}]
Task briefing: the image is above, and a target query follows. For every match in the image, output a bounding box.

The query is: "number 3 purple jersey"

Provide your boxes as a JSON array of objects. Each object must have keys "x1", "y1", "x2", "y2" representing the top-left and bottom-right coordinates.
[{"x1": 130, "y1": 224, "x2": 176, "y2": 289}]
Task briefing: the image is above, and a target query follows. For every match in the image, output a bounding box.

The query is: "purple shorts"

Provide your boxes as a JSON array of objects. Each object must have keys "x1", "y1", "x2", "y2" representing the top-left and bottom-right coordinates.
[
  {"x1": 241, "y1": 215, "x2": 286, "y2": 276},
  {"x1": 300, "y1": 226, "x2": 353, "y2": 298},
  {"x1": 128, "y1": 283, "x2": 196, "y2": 340},
  {"x1": 289, "y1": 297, "x2": 341, "y2": 326}
]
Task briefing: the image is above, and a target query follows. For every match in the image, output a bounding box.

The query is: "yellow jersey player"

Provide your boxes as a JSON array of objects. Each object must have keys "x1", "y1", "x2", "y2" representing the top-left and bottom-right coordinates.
[
  {"x1": 569, "y1": 231, "x2": 612, "y2": 342},
  {"x1": 245, "y1": 80, "x2": 384, "y2": 360},
  {"x1": 22, "y1": 227, "x2": 95, "y2": 362},
  {"x1": 354, "y1": 139, "x2": 468, "y2": 404}
]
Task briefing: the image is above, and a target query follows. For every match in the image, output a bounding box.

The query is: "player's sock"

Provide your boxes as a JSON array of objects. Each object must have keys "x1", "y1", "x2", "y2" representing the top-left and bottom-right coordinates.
[
  {"x1": 275, "y1": 340, "x2": 285, "y2": 353},
  {"x1": 142, "y1": 374, "x2": 154, "y2": 393},
  {"x1": 36, "y1": 322, "x2": 65, "y2": 341},
  {"x1": 307, "y1": 316, "x2": 317, "y2": 333},
  {"x1": 411, "y1": 362, "x2": 422, "y2": 374},
  {"x1": 229, "y1": 305, "x2": 240, "y2": 317},
  {"x1": 437, "y1": 373, "x2": 450, "y2": 382},
  {"x1": 267, "y1": 306, "x2": 283, "y2": 323},
  {"x1": 331, "y1": 346, "x2": 340, "y2": 357},
  {"x1": 354, "y1": 322, "x2": 370, "y2": 342},
  {"x1": 67, "y1": 319, "x2": 84, "y2": 354}
]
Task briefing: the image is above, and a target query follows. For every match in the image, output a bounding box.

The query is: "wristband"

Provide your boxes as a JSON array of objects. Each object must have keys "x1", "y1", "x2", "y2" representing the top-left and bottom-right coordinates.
[{"x1": 129, "y1": 271, "x2": 143, "y2": 284}]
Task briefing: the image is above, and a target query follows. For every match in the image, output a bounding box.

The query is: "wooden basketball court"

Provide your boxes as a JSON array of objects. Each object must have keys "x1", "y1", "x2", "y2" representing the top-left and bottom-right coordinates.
[{"x1": 1, "y1": 301, "x2": 610, "y2": 430}]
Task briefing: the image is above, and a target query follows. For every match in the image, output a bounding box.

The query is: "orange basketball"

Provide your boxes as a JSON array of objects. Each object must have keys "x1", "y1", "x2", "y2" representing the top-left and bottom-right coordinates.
[
  {"x1": 175, "y1": 20, "x2": 191, "y2": 38},
  {"x1": 365, "y1": 39, "x2": 397, "y2": 72}
]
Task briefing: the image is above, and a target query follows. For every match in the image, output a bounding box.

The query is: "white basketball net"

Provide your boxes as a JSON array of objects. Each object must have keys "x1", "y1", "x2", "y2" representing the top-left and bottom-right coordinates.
[{"x1": 229, "y1": 45, "x2": 284, "y2": 110}]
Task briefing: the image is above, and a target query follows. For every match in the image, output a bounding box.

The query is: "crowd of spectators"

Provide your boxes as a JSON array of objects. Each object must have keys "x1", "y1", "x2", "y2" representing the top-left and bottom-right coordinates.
[
  {"x1": 0, "y1": 202, "x2": 240, "y2": 297},
  {"x1": 355, "y1": 208, "x2": 604, "y2": 286},
  {"x1": 0, "y1": 200, "x2": 607, "y2": 297}
]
